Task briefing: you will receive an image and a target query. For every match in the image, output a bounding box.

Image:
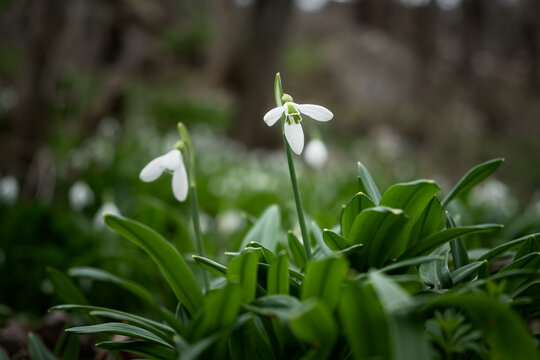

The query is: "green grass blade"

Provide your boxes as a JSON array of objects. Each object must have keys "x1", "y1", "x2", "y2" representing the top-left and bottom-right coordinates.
[
  {"x1": 322, "y1": 229, "x2": 347, "y2": 251},
  {"x1": 357, "y1": 161, "x2": 382, "y2": 204},
  {"x1": 104, "y1": 214, "x2": 203, "y2": 316},
  {"x1": 301, "y1": 257, "x2": 348, "y2": 309},
  {"x1": 369, "y1": 271, "x2": 413, "y2": 313},
  {"x1": 97, "y1": 340, "x2": 176, "y2": 360},
  {"x1": 446, "y1": 213, "x2": 469, "y2": 269},
  {"x1": 514, "y1": 235, "x2": 539, "y2": 261},
  {"x1": 378, "y1": 255, "x2": 443, "y2": 273},
  {"x1": 46, "y1": 267, "x2": 88, "y2": 305},
  {"x1": 239, "y1": 205, "x2": 281, "y2": 252},
  {"x1": 28, "y1": 333, "x2": 56, "y2": 360},
  {"x1": 452, "y1": 261, "x2": 487, "y2": 284},
  {"x1": 478, "y1": 232, "x2": 540, "y2": 262},
  {"x1": 441, "y1": 158, "x2": 504, "y2": 208},
  {"x1": 193, "y1": 255, "x2": 228, "y2": 278},
  {"x1": 288, "y1": 231, "x2": 307, "y2": 269},
  {"x1": 227, "y1": 248, "x2": 261, "y2": 303},
  {"x1": 419, "y1": 244, "x2": 453, "y2": 289},
  {"x1": 341, "y1": 192, "x2": 375, "y2": 239},
  {"x1": 267, "y1": 251, "x2": 289, "y2": 295}
]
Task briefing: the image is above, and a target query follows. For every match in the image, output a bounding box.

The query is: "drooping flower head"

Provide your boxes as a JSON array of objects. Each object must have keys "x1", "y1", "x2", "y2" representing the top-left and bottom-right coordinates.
[
  {"x1": 139, "y1": 149, "x2": 188, "y2": 201},
  {"x1": 263, "y1": 94, "x2": 333, "y2": 155}
]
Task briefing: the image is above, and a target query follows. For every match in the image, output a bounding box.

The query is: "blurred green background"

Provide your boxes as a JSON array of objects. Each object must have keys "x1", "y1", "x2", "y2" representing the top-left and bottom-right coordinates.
[{"x1": 0, "y1": 0, "x2": 539, "y2": 332}]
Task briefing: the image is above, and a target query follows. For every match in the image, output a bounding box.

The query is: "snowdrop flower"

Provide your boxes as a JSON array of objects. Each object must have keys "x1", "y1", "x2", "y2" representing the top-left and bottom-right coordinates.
[
  {"x1": 263, "y1": 94, "x2": 333, "y2": 155},
  {"x1": 93, "y1": 201, "x2": 120, "y2": 229},
  {"x1": 0, "y1": 175, "x2": 19, "y2": 205},
  {"x1": 68, "y1": 180, "x2": 94, "y2": 211},
  {"x1": 140, "y1": 149, "x2": 188, "y2": 201},
  {"x1": 304, "y1": 139, "x2": 328, "y2": 169}
]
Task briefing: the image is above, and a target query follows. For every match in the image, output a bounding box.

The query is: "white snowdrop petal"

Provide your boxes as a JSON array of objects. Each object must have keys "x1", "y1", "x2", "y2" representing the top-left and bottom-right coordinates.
[
  {"x1": 284, "y1": 122, "x2": 304, "y2": 155},
  {"x1": 160, "y1": 149, "x2": 182, "y2": 171},
  {"x1": 263, "y1": 105, "x2": 286, "y2": 126},
  {"x1": 296, "y1": 104, "x2": 333, "y2": 122},
  {"x1": 304, "y1": 139, "x2": 328, "y2": 169},
  {"x1": 140, "y1": 157, "x2": 164, "y2": 182},
  {"x1": 172, "y1": 161, "x2": 189, "y2": 201}
]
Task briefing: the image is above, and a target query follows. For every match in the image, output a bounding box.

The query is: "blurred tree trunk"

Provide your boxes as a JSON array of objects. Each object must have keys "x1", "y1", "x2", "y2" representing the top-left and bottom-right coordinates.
[
  {"x1": 214, "y1": 0, "x2": 293, "y2": 149},
  {"x1": 520, "y1": 0, "x2": 540, "y2": 92},
  {"x1": 460, "y1": 0, "x2": 486, "y2": 75}
]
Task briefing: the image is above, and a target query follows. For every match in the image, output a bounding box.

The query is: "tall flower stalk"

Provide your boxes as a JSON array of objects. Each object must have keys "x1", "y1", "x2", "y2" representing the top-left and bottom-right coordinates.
[
  {"x1": 274, "y1": 73, "x2": 312, "y2": 261},
  {"x1": 177, "y1": 123, "x2": 209, "y2": 290}
]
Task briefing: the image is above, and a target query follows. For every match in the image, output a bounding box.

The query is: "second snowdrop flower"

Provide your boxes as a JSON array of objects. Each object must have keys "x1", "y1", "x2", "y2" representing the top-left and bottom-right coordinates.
[
  {"x1": 140, "y1": 149, "x2": 188, "y2": 201},
  {"x1": 263, "y1": 94, "x2": 333, "y2": 155}
]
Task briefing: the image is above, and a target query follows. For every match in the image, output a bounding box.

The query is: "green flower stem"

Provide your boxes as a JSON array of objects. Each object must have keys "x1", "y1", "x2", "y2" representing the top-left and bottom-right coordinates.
[
  {"x1": 177, "y1": 123, "x2": 209, "y2": 290},
  {"x1": 274, "y1": 73, "x2": 312, "y2": 261}
]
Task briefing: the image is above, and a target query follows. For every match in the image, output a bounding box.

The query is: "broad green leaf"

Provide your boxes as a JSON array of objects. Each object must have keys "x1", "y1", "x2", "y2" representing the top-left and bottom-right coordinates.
[
  {"x1": 446, "y1": 214, "x2": 469, "y2": 269},
  {"x1": 441, "y1": 158, "x2": 504, "y2": 208},
  {"x1": 288, "y1": 231, "x2": 306, "y2": 269},
  {"x1": 452, "y1": 261, "x2": 487, "y2": 284},
  {"x1": 246, "y1": 241, "x2": 276, "y2": 264},
  {"x1": 67, "y1": 322, "x2": 174, "y2": 348},
  {"x1": 301, "y1": 257, "x2": 349, "y2": 309},
  {"x1": 239, "y1": 205, "x2": 281, "y2": 252},
  {"x1": 424, "y1": 293, "x2": 539, "y2": 359},
  {"x1": 227, "y1": 248, "x2": 261, "y2": 303},
  {"x1": 28, "y1": 333, "x2": 56, "y2": 360},
  {"x1": 310, "y1": 220, "x2": 333, "y2": 258},
  {"x1": 97, "y1": 340, "x2": 176, "y2": 360},
  {"x1": 402, "y1": 224, "x2": 503, "y2": 259},
  {"x1": 378, "y1": 255, "x2": 443, "y2": 274},
  {"x1": 322, "y1": 229, "x2": 347, "y2": 251},
  {"x1": 514, "y1": 236, "x2": 539, "y2": 261},
  {"x1": 478, "y1": 232, "x2": 540, "y2": 262},
  {"x1": 51, "y1": 304, "x2": 174, "y2": 338},
  {"x1": 288, "y1": 300, "x2": 337, "y2": 359},
  {"x1": 419, "y1": 244, "x2": 453, "y2": 289},
  {"x1": 409, "y1": 197, "x2": 443, "y2": 246},
  {"x1": 389, "y1": 313, "x2": 430, "y2": 360},
  {"x1": 228, "y1": 316, "x2": 274, "y2": 360},
  {"x1": 339, "y1": 282, "x2": 392, "y2": 360},
  {"x1": 268, "y1": 251, "x2": 289, "y2": 295},
  {"x1": 380, "y1": 180, "x2": 441, "y2": 255},
  {"x1": 46, "y1": 267, "x2": 87, "y2": 305},
  {"x1": 369, "y1": 271, "x2": 413, "y2": 313},
  {"x1": 357, "y1": 161, "x2": 382, "y2": 204},
  {"x1": 341, "y1": 192, "x2": 375, "y2": 239},
  {"x1": 193, "y1": 255, "x2": 227, "y2": 277},
  {"x1": 348, "y1": 206, "x2": 408, "y2": 270},
  {"x1": 104, "y1": 214, "x2": 203, "y2": 316}
]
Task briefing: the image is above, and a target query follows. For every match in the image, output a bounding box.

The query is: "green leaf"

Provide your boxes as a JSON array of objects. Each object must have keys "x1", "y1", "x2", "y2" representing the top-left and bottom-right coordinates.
[
  {"x1": 334, "y1": 244, "x2": 364, "y2": 258},
  {"x1": 67, "y1": 322, "x2": 174, "y2": 348},
  {"x1": 452, "y1": 261, "x2": 487, "y2": 284},
  {"x1": 227, "y1": 248, "x2": 261, "y2": 303},
  {"x1": 500, "y1": 252, "x2": 540, "y2": 273},
  {"x1": 339, "y1": 282, "x2": 392, "y2": 360},
  {"x1": 478, "y1": 232, "x2": 540, "y2": 262},
  {"x1": 228, "y1": 316, "x2": 274, "y2": 360},
  {"x1": 246, "y1": 241, "x2": 276, "y2": 264},
  {"x1": 322, "y1": 229, "x2": 347, "y2": 251},
  {"x1": 357, "y1": 161, "x2": 382, "y2": 204},
  {"x1": 514, "y1": 236, "x2": 539, "y2": 261},
  {"x1": 288, "y1": 231, "x2": 306, "y2": 269},
  {"x1": 28, "y1": 333, "x2": 56, "y2": 360},
  {"x1": 301, "y1": 257, "x2": 349, "y2": 309},
  {"x1": 193, "y1": 255, "x2": 228, "y2": 278},
  {"x1": 239, "y1": 205, "x2": 281, "y2": 252},
  {"x1": 446, "y1": 214, "x2": 469, "y2": 269},
  {"x1": 97, "y1": 340, "x2": 176, "y2": 360},
  {"x1": 409, "y1": 197, "x2": 443, "y2": 246},
  {"x1": 104, "y1": 214, "x2": 203, "y2": 316},
  {"x1": 379, "y1": 180, "x2": 441, "y2": 255},
  {"x1": 441, "y1": 158, "x2": 504, "y2": 208},
  {"x1": 424, "y1": 293, "x2": 540, "y2": 359},
  {"x1": 62, "y1": 334, "x2": 79, "y2": 360},
  {"x1": 288, "y1": 300, "x2": 337, "y2": 358},
  {"x1": 244, "y1": 295, "x2": 301, "y2": 323},
  {"x1": 0, "y1": 348, "x2": 9, "y2": 360},
  {"x1": 419, "y1": 244, "x2": 453, "y2": 289},
  {"x1": 267, "y1": 251, "x2": 289, "y2": 295},
  {"x1": 46, "y1": 267, "x2": 87, "y2": 305},
  {"x1": 402, "y1": 224, "x2": 503, "y2": 259},
  {"x1": 369, "y1": 271, "x2": 413, "y2": 313},
  {"x1": 309, "y1": 220, "x2": 333, "y2": 258},
  {"x1": 378, "y1": 255, "x2": 443, "y2": 274},
  {"x1": 340, "y1": 192, "x2": 375, "y2": 239},
  {"x1": 348, "y1": 206, "x2": 408, "y2": 270}
]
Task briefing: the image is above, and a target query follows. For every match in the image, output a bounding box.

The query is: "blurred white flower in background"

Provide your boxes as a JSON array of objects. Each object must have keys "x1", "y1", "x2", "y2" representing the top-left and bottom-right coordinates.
[
  {"x1": 304, "y1": 139, "x2": 328, "y2": 169},
  {"x1": 264, "y1": 94, "x2": 333, "y2": 155},
  {"x1": 0, "y1": 175, "x2": 19, "y2": 205},
  {"x1": 469, "y1": 179, "x2": 518, "y2": 219},
  {"x1": 93, "y1": 201, "x2": 121, "y2": 229},
  {"x1": 140, "y1": 149, "x2": 189, "y2": 202},
  {"x1": 217, "y1": 210, "x2": 245, "y2": 235},
  {"x1": 68, "y1": 180, "x2": 94, "y2": 211}
]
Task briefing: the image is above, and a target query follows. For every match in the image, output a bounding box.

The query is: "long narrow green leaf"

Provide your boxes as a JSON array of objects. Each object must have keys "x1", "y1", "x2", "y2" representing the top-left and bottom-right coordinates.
[
  {"x1": 419, "y1": 245, "x2": 453, "y2": 289},
  {"x1": 378, "y1": 255, "x2": 443, "y2": 274},
  {"x1": 193, "y1": 255, "x2": 228, "y2": 277},
  {"x1": 402, "y1": 224, "x2": 503, "y2": 259},
  {"x1": 446, "y1": 213, "x2": 469, "y2": 269},
  {"x1": 228, "y1": 316, "x2": 274, "y2": 360},
  {"x1": 301, "y1": 257, "x2": 349, "y2": 309},
  {"x1": 288, "y1": 231, "x2": 306, "y2": 269},
  {"x1": 227, "y1": 248, "x2": 260, "y2": 303},
  {"x1": 246, "y1": 241, "x2": 276, "y2": 264},
  {"x1": 341, "y1": 192, "x2": 375, "y2": 239},
  {"x1": 369, "y1": 271, "x2": 413, "y2": 313},
  {"x1": 61, "y1": 334, "x2": 79, "y2": 360},
  {"x1": 322, "y1": 229, "x2": 347, "y2": 251},
  {"x1": 514, "y1": 236, "x2": 539, "y2": 261},
  {"x1": 348, "y1": 206, "x2": 408, "y2": 270},
  {"x1": 357, "y1": 161, "x2": 382, "y2": 204},
  {"x1": 441, "y1": 158, "x2": 504, "y2": 208},
  {"x1": 478, "y1": 232, "x2": 540, "y2": 262},
  {"x1": 67, "y1": 322, "x2": 174, "y2": 348},
  {"x1": 104, "y1": 214, "x2": 203, "y2": 316},
  {"x1": 239, "y1": 205, "x2": 281, "y2": 252},
  {"x1": 310, "y1": 220, "x2": 333, "y2": 258},
  {"x1": 28, "y1": 333, "x2": 56, "y2": 360},
  {"x1": 97, "y1": 340, "x2": 176, "y2": 360},
  {"x1": 409, "y1": 197, "x2": 443, "y2": 246},
  {"x1": 267, "y1": 251, "x2": 289, "y2": 295},
  {"x1": 46, "y1": 267, "x2": 87, "y2": 305},
  {"x1": 452, "y1": 261, "x2": 487, "y2": 284}
]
